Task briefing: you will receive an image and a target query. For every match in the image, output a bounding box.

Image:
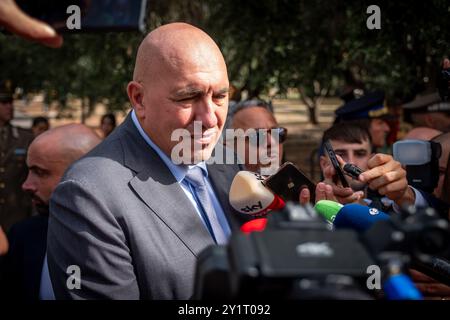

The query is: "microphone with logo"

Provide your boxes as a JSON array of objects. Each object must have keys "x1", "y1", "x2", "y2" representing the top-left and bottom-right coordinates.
[
  {"x1": 313, "y1": 200, "x2": 390, "y2": 232},
  {"x1": 313, "y1": 200, "x2": 423, "y2": 299},
  {"x1": 229, "y1": 171, "x2": 286, "y2": 233},
  {"x1": 314, "y1": 200, "x2": 450, "y2": 295}
]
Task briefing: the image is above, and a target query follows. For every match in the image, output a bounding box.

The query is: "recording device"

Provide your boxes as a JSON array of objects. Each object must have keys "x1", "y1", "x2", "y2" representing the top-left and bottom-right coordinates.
[
  {"x1": 314, "y1": 200, "x2": 390, "y2": 231},
  {"x1": 323, "y1": 140, "x2": 350, "y2": 188},
  {"x1": 15, "y1": 0, "x2": 147, "y2": 33},
  {"x1": 229, "y1": 171, "x2": 286, "y2": 216},
  {"x1": 195, "y1": 200, "x2": 450, "y2": 300},
  {"x1": 438, "y1": 61, "x2": 450, "y2": 101},
  {"x1": 194, "y1": 204, "x2": 375, "y2": 300},
  {"x1": 262, "y1": 162, "x2": 316, "y2": 203},
  {"x1": 315, "y1": 200, "x2": 450, "y2": 286},
  {"x1": 343, "y1": 163, "x2": 364, "y2": 180},
  {"x1": 393, "y1": 140, "x2": 442, "y2": 193},
  {"x1": 315, "y1": 201, "x2": 450, "y2": 260}
]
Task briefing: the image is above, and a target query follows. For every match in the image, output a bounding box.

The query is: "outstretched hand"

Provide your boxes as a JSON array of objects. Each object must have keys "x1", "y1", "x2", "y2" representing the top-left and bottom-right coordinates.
[{"x1": 0, "y1": 0, "x2": 63, "y2": 47}]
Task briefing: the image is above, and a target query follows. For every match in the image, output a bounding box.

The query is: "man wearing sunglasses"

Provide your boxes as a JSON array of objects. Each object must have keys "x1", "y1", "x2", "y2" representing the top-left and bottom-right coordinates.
[{"x1": 229, "y1": 99, "x2": 287, "y2": 175}]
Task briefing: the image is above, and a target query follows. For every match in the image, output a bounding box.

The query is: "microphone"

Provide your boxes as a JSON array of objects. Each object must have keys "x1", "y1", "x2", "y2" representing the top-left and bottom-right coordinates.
[
  {"x1": 229, "y1": 171, "x2": 285, "y2": 217},
  {"x1": 314, "y1": 200, "x2": 390, "y2": 232},
  {"x1": 240, "y1": 218, "x2": 268, "y2": 234}
]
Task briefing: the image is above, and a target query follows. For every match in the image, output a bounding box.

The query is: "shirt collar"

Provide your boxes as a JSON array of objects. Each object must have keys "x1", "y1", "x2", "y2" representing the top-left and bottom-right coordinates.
[{"x1": 131, "y1": 110, "x2": 208, "y2": 182}]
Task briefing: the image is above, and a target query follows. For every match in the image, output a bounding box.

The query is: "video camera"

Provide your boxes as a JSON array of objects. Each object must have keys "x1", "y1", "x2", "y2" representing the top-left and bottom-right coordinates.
[
  {"x1": 194, "y1": 203, "x2": 375, "y2": 300},
  {"x1": 194, "y1": 203, "x2": 450, "y2": 300}
]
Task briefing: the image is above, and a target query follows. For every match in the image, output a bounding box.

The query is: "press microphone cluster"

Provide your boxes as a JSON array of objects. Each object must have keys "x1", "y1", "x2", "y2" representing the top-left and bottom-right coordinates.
[
  {"x1": 214, "y1": 170, "x2": 450, "y2": 299},
  {"x1": 314, "y1": 200, "x2": 450, "y2": 289}
]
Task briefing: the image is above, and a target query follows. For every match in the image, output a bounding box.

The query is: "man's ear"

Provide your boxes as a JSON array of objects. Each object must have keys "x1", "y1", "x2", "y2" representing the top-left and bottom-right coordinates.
[{"x1": 127, "y1": 81, "x2": 144, "y2": 117}]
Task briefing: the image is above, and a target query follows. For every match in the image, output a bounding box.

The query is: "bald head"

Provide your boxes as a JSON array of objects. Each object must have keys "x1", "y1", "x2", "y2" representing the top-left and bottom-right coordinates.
[
  {"x1": 231, "y1": 106, "x2": 278, "y2": 130},
  {"x1": 23, "y1": 124, "x2": 101, "y2": 213},
  {"x1": 31, "y1": 124, "x2": 101, "y2": 166},
  {"x1": 133, "y1": 23, "x2": 227, "y2": 84},
  {"x1": 403, "y1": 127, "x2": 442, "y2": 140},
  {"x1": 127, "y1": 23, "x2": 230, "y2": 163}
]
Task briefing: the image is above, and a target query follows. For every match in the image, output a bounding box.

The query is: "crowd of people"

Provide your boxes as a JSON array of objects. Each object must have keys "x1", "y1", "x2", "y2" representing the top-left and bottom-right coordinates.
[{"x1": 0, "y1": 0, "x2": 449, "y2": 301}]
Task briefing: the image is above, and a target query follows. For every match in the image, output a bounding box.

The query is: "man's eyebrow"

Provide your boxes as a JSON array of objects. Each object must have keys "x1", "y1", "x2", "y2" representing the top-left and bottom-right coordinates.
[
  {"x1": 172, "y1": 87, "x2": 204, "y2": 98},
  {"x1": 28, "y1": 165, "x2": 49, "y2": 172},
  {"x1": 171, "y1": 87, "x2": 229, "y2": 98},
  {"x1": 215, "y1": 87, "x2": 229, "y2": 95}
]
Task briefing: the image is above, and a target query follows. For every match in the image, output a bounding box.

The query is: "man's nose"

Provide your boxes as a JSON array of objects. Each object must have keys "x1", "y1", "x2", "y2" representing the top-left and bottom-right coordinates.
[
  {"x1": 195, "y1": 97, "x2": 218, "y2": 129},
  {"x1": 22, "y1": 174, "x2": 36, "y2": 193},
  {"x1": 347, "y1": 153, "x2": 355, "y2": 165}
]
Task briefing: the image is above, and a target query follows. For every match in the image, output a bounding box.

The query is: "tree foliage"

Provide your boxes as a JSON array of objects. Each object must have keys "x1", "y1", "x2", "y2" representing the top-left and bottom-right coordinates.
[{"x1": 1, "y1": 0, "x2": 449, "y2": 123}]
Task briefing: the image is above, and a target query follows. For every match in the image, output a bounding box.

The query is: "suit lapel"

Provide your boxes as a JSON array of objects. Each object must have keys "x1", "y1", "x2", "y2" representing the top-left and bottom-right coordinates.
[{"x1": 120, "y1": 114, "x2": 214, "y2": 257}]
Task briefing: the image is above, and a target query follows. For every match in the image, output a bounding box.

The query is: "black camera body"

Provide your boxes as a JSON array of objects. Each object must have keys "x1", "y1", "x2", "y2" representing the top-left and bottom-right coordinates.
[
  {"x1": 194, "y1": 204, "x2": 375, "y2": 300},
  {"x1": 194, "y1": 203, "x2": 450, "y2": 300}
]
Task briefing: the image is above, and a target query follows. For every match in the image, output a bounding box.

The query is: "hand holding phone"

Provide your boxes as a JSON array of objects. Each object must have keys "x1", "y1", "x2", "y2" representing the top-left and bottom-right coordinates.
[
  {"x1": 262, "y1": 162, "x2": 316, "y2": 203},
  {"x1": 323, "y1": 140, "x2": 350, "y2": 188}
]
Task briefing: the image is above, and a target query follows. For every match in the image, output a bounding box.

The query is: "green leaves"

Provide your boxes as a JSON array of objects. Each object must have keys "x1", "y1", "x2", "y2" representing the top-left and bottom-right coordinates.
[{"x1": 0, "y1": 0, "x2": 449, "y2": 121}]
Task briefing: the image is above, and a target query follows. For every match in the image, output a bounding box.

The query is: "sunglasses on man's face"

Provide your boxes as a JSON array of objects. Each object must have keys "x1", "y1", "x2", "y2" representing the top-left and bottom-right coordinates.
[{"x1": 244, "y1": 127, "x2": 288, "y2": 146}]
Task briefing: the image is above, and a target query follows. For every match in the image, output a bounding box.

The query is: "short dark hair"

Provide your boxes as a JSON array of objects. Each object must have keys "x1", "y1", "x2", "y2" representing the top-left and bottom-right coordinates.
[
  {"x1": 32, "y1": 116, "x2": 49, "y2": 127},
  {"x1": 322, "y1": 122, "x2": 372, "y2": 146},
  {"x1": 101, "y1": 113, "x2": 116, "y2": 128}
]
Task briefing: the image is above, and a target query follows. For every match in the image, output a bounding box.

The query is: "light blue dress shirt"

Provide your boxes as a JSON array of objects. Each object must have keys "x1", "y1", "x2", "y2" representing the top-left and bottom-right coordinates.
[
  {"x1": 131, "y1": 110, "x2": 231, "y2": 242},
  {"x1": 39, "y1": 253, "x2": 55, "y2": 300}
]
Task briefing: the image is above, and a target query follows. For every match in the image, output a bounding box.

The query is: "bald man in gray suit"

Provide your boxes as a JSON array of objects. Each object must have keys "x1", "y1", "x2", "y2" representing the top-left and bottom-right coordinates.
[{"x1": 47, "y1": 23, "x2": 252, "y2": 300}]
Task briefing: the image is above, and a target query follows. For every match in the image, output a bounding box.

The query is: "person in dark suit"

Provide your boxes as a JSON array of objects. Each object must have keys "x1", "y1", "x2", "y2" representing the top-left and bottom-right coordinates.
[{"x1": 0, "y1": 124, "x2": 101, "y2": 300}]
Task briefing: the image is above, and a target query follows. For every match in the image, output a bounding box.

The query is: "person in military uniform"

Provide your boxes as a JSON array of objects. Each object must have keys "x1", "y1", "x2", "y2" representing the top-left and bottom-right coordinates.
[
  {"x1": 402, "y1": 91, "x2": 450, "y2": 133},
  {"x1": 0, "y1": 87, "x2": 33, "y2": 231},
  {"x1": 334, "y1": 90, "x2": 393, "y2": 150}
]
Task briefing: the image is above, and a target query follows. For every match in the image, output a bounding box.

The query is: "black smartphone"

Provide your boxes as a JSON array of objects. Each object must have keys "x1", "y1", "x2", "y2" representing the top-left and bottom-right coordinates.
[
  {"x1": 262, "y1": 162, "x2": 316, "y2": 203},
  {"x1": 16, "y1": 0, "x2": 147, "y2": 33},
  {"x1": 323, "y1": 140, "x2": 350, "y2": 188}
]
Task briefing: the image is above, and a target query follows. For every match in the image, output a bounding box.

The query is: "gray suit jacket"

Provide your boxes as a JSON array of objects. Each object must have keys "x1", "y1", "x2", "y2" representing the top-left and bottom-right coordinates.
[{"x1": 47, "y1": 113, "x2": 250, "y2": 299}]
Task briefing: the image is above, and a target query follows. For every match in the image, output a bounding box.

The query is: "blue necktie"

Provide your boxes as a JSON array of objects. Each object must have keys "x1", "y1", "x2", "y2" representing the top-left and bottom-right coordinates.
[{"x1": 184, "y1": 167, "x2": 227, "y2": 244}]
